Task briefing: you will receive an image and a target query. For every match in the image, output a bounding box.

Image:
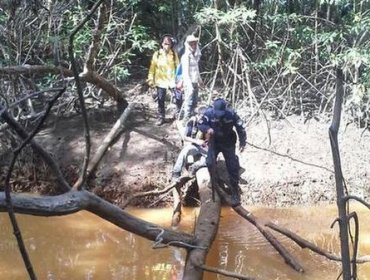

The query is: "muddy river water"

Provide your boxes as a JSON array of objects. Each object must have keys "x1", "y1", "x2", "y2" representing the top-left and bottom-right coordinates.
[{"x1": 0, "y1": 203, "x2": 369, "y2": 279}]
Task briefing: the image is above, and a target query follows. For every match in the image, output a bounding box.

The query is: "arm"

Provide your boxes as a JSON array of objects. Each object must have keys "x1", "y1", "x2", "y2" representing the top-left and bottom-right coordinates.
[
  {"x1": 183, "y1": 118, "x2": 206, "y2": 146},
  {"x1": 147, "y1": 51, "x2": 157, "y2": 87},
  {"x1": 183, "y1": 136, "x2": 205, "y2": 146},
  {"x1": 181, "y1": 53, "x2": 192, "y2": 89},
  {"x1": 174, "y1": 51, "x2": 180, "y2": 68},
  {"x1": 197, "y1": 113, "x2": 210, "y2": 134},
  {"x1": 233, "y1": 112, "x2": 247, "y2": 151}
]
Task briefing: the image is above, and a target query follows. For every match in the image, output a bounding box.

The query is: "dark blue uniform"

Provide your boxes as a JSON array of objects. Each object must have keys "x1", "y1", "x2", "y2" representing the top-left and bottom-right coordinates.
[
  {"x1": 184, "y1": 116, "x2": 202, "y2": 139},
  {"x1": 198, "y1": 107, "x2": 246, "y2": 189}
]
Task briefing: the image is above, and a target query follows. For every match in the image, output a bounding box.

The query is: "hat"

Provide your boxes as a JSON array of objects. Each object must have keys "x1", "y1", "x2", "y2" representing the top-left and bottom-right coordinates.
[
  {"x1": 213, "y1": 98, "x2": 226, "y2": 118},
  {"x1": 186, "y1": 34, "x2": 199, "y2": 42}
]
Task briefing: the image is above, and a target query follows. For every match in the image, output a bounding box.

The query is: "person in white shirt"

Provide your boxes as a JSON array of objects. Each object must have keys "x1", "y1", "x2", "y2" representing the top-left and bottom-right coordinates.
[{"x1": 180, "y1": 34, "x2": 203, "y2": 122}]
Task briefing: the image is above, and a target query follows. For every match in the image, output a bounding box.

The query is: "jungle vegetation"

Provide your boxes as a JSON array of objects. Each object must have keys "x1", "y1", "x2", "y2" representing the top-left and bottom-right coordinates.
[{"x1": 0, "y1": 1, "x2": 370, "y2": 279}]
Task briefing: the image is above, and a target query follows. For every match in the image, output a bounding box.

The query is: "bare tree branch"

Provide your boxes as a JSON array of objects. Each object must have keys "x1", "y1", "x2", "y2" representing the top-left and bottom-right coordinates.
[
  {"x1": 266, "y1": 222, "x2": 370, "y2": 263},
  {"x1": 86, "y1": 102, "x2": 135, "y2": 179},
  {"x1": 247, "y1": 141, "x2": 334, "y2": 173},
  {"x1": 83, "y1": 2, "x2": 106, "y2": 73},
  {"x1": 216, "y1": 184, "x2": 304, "y2": 272},
  {"x1": 122, "y1": 176, "x2": 193, "y2": 209},
  {"x1": 199, "y1": 264, "x2": 255, "y2": 280},
  {"x1": 0, "y1": 191, "x2": 196, "y2": 249},
  {"x1": 1, "y1": 110, "x2": 70, "y2": 192},
  {"x1": 0, "y1": 65, "x2": 127, "y2": 105},
  {"x1": 68, "y1": 0, "x2": 105, "y2": 190},
  {"x1": 348, "y1": 211, "x2": 359, "y2": 279},
  {"x1": 2, "y1": 87, "x2": 65, "y2": 280},
  {"x1": 343, "y1": 195, "x2": 370, "y2": 209}
]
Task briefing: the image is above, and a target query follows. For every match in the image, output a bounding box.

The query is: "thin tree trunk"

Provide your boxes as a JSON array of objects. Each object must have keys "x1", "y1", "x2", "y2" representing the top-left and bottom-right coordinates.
[
  {"x1": 329, "y1": 68, "x2": 351, "y2": 279},
  {"x1": 85, "y1": 102, "x2": 135, "y2": 179}
]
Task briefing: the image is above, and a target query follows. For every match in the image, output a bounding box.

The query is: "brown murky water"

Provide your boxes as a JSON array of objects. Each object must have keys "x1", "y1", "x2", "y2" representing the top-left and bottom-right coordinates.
[{"x1": 0, "y1": 203, "x2": 369, "y2": 279}]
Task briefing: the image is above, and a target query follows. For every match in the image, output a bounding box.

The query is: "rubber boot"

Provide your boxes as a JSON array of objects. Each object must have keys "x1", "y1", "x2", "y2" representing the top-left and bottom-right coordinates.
[{"x1": 230, "y1": 185, "x2": 241, "y2": 207}]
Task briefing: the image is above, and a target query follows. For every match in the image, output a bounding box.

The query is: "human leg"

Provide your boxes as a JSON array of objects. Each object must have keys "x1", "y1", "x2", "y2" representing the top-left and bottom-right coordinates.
[
  {"x1": 173, "y1": 88, "x2": 183, "y2": 117},
  {"x1": 221, "y1": 144, "x2": 241, "y2": 206},
  {"x1": 183, "y1": 87, "x2": 192, "y2": 122},
  {"x1": 183, "y1": 83, "x2": 198, "y2": 122},
  {"x1": 172, "y1": 145, "x2": 199, "y2": 178},
  {"x1": 156, "y1": 87, "x2": 166, "y2": 125},
  {"x1": 188, "y1": 155, "x2": 207, "y2": 176},
  {"x1": 190, "y1": 83, "x2": 199, "y2": 114}
]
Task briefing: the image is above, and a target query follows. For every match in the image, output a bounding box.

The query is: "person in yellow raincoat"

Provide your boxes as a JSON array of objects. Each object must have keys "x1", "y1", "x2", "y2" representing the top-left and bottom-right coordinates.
[{"x1": 147, "y1": 35, "x2": 179, "y2": 126}]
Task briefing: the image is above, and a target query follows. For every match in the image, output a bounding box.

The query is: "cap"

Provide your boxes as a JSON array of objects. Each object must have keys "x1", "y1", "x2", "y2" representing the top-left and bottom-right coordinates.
[
  {"x1": 186, "y1": 34, "x2": 199, "y2": 42},
  {"x1": 213, "y1": 98, "x2": 226, "y2": 118}
]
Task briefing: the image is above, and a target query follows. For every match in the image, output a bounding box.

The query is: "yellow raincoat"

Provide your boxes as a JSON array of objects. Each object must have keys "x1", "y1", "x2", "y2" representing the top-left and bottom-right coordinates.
[{"x1": 147, "y1": 49, "x2": 179, "y2": 89}]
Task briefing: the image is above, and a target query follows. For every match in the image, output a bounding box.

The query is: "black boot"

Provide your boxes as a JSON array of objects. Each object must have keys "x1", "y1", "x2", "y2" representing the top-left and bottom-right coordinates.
[{"x1": 230, "y1": 186, "x2": 241, "y2": 207}]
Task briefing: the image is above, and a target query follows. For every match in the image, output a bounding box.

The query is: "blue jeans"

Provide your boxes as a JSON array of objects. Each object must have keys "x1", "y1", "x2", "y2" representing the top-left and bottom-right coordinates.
[
  {"x1": 173, "y1": 144, "x2": 206, "y2": 176},
  {"x1": 173, "y1": 88, "x2": 183, "y2": 114},
  {"x1": 183, "y1": 83, "x2": 198, "y2": 121}
]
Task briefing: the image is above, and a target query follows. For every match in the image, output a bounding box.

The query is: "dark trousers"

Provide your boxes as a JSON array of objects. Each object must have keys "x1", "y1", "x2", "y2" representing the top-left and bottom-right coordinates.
[
  {"x1": 156, "y1": 87, "x2": 167, "y2": 120},
  {"x1": 208, "y1": 142, "x2": 240, "y2": 188},
  {"x1": 173, "y1": 88, "x2": 183, "y2": 114}
]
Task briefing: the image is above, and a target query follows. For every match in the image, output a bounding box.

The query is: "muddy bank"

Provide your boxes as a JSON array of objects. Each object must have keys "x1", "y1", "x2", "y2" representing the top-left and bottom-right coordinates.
[
  {"x1": 1, "y1": 97, "x2": 370, "y2": 208},
  {"x1": 240, "y1": 114, "x2": 370, "y2": 207}
]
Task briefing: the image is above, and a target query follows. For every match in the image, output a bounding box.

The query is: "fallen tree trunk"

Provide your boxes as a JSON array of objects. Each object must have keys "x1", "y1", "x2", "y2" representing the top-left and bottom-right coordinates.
[
  {"x1": 0, "y1": 65, "x2": 127, "y2": 107},
  {"x1": 0, "y1": 191, "x2": 196, "y2": 249},
  {"x1": 216, "y1": 183, "x2": 304, "y2": 273},
  {"x1": 85, "y1": 102, "x2": 135, "y2": 179},
  {"x1": 183, "y1": 167, "x2": 221, "y2": 280},
  {"x1": 266, "y1": 222, "x2": 370, "y2": 263}
]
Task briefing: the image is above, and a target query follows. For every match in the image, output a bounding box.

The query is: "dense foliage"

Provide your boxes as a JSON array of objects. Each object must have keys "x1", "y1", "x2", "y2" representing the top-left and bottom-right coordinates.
[{"x1": 0, "y1": 0, "x2": 369, "y2": 125}]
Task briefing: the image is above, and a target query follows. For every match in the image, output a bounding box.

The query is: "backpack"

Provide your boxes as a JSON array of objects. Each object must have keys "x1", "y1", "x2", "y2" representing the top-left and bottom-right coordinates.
[{"x1": 175, "y1": 55, "x2": 184, "y2": 90}]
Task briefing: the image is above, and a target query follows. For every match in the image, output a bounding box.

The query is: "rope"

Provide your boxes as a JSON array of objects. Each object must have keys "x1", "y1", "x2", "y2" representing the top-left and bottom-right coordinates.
[{"x1": 148, "y1": 226, "x2": 207, "y2": 250}]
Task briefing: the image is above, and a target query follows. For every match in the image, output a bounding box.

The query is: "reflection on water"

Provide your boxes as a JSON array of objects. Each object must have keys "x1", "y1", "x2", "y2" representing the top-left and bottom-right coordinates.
[{"x1": 0, "y1": 204, "x2": 369, "y2": 279}]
